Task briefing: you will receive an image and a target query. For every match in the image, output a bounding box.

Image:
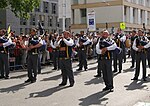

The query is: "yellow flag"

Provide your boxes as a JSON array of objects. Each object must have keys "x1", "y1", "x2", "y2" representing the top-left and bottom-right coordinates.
[{"x1": 7, "y1": 25, "x2": 11, "y2": 34}]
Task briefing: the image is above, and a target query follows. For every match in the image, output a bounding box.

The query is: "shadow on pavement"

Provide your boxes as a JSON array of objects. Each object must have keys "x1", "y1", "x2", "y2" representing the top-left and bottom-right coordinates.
[
  {"x1": 41, "y1": 74, "x2": 61, "y2": 81},
  {"x1": 41, "y1": 70, "x2": 53, "y2": 75},
  {"x1": 84, "y1": 77, "x2": 103, "y2": 85},
  {"x1": 79, "y1": 90, "x2": 110, "y2": 106},
  {"x1": 88, "y1": 66, "x2": 97, "y2": 71},
  {"x1": 123, "y1": 68, "x2": 135, "y2": 73},
  {"x1": 27, "y1": 86, "x2": 69, "y2": 98},
  {"x1": 124, "y1": 79, "x2": 150, "y2": 91},
  {"x1": 10, "y1": 74, "x2": 27, "y2": 79},
  {"x1": 0, "y1": 83, "x2": 30, "y2": 93}
]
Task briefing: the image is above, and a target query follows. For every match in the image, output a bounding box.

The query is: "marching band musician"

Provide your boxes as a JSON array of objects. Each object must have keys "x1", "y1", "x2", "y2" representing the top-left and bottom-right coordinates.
[
  {"x1": 50, "y1": 33, "x2": 59, "y2": 70},
  {"x1": 96, "y1": 30, "x2": 117, "y2": 92},
  {"x1": 130, "y1": 30, "x2": 138, "y2": 68},
  {"x1": 25, "y1": 28, "x2": 43, "y2": 83},
  {"x1": 113, "y1": 28, "x2": 126, "y2": 73},
  {"x1": 94, "y1": 31, "x2": 103, "y2": 78},
  {"x1": 76, "y1": 31, "x2": 91, "y2": 71},
  {"x1": 132, "y1": 29, "x2": 150, "y2": 81},
  {"x1": 0, "y1": 29, "x2": 14, "y2": 79},
  {"x1": 55, "y1": 31, "x2": 75, "y2": 87}
]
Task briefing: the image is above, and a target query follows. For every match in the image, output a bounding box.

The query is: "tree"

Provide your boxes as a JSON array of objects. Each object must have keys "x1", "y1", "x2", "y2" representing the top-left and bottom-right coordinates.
[{"x1": 0, "y1": 0, "x2": 40, "y2": 19}]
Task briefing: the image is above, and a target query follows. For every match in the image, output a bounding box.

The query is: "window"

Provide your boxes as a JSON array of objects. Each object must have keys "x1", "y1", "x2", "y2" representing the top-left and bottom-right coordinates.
[
  {"x1": 72, "y1": 9, "x2": 75, "y2": 24},
  {"x1": 20, "y1": 18, "x2": 27, "y2": 25},
  {"x1": 20, "y1": 28, "x2": 23, "y2": 34},
  {"x1": 133, "y1": 8, "x2": 135, "y2": 17},
  {"x1": 39, "y1": 15, "x2": 45, "y2": 26},
  {"x1": 35, "y1": 7, "x2": 40, "y2": 12},
  {"x1": 124, "y1": 6, "x2": 127, "y2": 16},
  {"x1": 43, "y1": 1, "x2": 49, "y2": 13},
  {"x1": 81, "y1": 9, "x2": 86, "y2": 17},
  {"x1": 30, "y1": 14, "x2": 36, "y2": 25},
  {"x1": 80, "y1": 9, "x2": 87, "y2": 24},
  {"x1": 52, "y1": 3, "x2": 56, "y2": 14},
  {"x1": 48, "y1": 16, "x2": 53, "y2": 27},
  {"x1": 25, "y1": 28, "x2": 28, "y2": 35},
  {"x1": 73, "y1": 0, "x2": 78, "y2": 4}
]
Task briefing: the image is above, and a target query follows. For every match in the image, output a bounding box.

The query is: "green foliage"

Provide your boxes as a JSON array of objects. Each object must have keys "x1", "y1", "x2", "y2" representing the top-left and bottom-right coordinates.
[{"x1": 0, "y1": 0, "x2": 40, "y2": 19}]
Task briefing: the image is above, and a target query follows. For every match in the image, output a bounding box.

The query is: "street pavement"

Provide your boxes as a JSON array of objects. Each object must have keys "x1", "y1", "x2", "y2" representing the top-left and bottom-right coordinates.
[{"x1": 0, "y1": 58, "x2": 150, "y2": 106}]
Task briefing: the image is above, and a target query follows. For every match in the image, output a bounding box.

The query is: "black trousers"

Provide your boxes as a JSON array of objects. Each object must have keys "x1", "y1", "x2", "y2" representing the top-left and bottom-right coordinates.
[
  {"x1": 131, "y1": 48, "x2": 136, "y2": 67},
  {"x1": 134, "y1": 52, "x2": 147, "y2": 79},
  {"x1": 147, "y1": 48, "x2": 150, "y2": 68},
  {"x1": 97, "y1": 57, "x2": 102, "y2": 76},
  {"x1": 52, "y1": 51, "x2": 59, "y2": 69},
  {"x1": 100, "y1": 59, "x2": 113, "y2": 89},
  {"x1": 78, "y1": 50, "x2": 87, "y2": 69},
  {"x1": 27, "y1": 54, "x2": 38, "y2": 80},
  {"x1": 0, "y1": 53, "x2": 9, "y2": 77},
  {"x1": 59, "y1": 58, "x2": 74, "y2": 85},
  {"x1": 113, "y1": 51, "x2": 123, "y2": 72}
]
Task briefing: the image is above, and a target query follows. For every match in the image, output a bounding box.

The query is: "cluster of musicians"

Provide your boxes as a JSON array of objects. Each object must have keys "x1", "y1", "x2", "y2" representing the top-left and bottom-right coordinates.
[{"x1": 0, "y1": 27, "x2": 150, "y2": 92}]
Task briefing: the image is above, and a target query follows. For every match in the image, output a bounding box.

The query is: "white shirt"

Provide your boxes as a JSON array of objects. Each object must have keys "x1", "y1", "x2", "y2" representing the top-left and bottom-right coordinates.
[
  {"x1": 50, "y1": 40, "x2": 56, "y2": 49},
  {"x1": 56, "y1": 38, "x2": 74, "y2": 47},
  {"x1": 3, "y1": 38, "x2": 13, "y2": 48},
  {"x1": 76, "y1": 37, "x2": 91, "y2": 47},
  {"x1": 96, "y1": 38, "x2": 117, "y2": 54},
  {"x1": 132, "y1": 36, "x2": 149, "y2": 51}
]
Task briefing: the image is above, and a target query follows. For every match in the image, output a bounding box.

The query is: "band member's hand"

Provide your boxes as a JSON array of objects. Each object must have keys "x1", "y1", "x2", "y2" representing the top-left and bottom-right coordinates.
[
  {"x1": 139, "y1": 46, "x2": 144, "y2": 49},
  {"x1": 101, "y1": 47, "x2": 107, "y2": 54},
  {"x1": 26, "y1": 47, "x2": 30, "y2": 51},
  {"x1": 0, "y1": 43, "x2": 3, "y2": 46},
  {"x1": 79, "y1": 42, "x2": 83, "y2": 46},
  {"x1": 29, "y1": 45, "x2": 34, "y2": 50}
]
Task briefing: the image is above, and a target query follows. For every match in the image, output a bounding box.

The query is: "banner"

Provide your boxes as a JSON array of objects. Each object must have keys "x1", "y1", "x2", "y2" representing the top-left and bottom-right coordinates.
[{"x1": 87, "y1": 11, "x2": 96, "y2": 32}]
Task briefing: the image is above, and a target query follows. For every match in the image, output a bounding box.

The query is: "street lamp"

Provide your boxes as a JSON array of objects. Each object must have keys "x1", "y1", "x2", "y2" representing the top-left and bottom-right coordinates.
[{"x1": 62, "y1": 0, "x2": 66, "y2": 31}]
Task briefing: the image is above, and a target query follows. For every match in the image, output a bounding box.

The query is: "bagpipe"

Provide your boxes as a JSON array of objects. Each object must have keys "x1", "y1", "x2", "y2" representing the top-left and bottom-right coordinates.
[
  {"x1": 136, "y1": 36, "x2": 148, "y2": 46},
  {"x1": 29, "y1": 39, "x2": 39, "y2": 46},
  {"x1": 99, "y1": 37, "x2": 112, "y2": 49},
  {"x1": 99, "y1": 37, "x2": 122, "y2": 54}
]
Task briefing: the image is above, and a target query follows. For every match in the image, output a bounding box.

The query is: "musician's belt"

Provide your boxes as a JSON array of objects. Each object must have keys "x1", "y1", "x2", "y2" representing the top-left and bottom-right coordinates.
[
  {"x1": 59, "y1": 47, "x2": 66, "y2": 51},
  {"x1": 59, "y1": 57, "x2": 70, "y2": 60}
]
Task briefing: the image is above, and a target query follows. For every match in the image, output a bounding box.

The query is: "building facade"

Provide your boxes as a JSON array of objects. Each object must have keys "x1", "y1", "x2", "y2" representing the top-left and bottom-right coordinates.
[
  {"x1": 0, "y1": 0, "x2": 59, "y2": 35},
  {"x1": 71, "y1": 0, "x2": 150, "y2": 33},
  {"x1": 58, "y1": 0, "x2": 71, "y2": 32}
]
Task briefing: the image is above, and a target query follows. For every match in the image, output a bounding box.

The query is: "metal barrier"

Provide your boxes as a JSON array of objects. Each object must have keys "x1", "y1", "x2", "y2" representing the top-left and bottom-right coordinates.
[{"x1": 9, "y1": 48, "x2": 26, "y2": 71}]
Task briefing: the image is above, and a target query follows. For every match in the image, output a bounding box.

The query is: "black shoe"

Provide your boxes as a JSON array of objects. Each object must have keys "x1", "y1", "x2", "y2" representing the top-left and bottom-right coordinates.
[
  {"x1": 109, "y1": 88, "x2": 114, "y2": 92},
  {"x1": 59, "y1": 83, "x2": 66, "y2": 86},
  {"x1": 25, "y1": 79, "x2": 31, "y2": 83},
  {"x1": 130, "y1": 66, "x2": 134, "y2": 68},
  {"x1": 131, "y1": 78, "x2": 138, "y2": 80},
  {"x1": 38, "y1": 71, "x2": 41, "y2": 74},
  {"x1": 94, "y1": 75, "x2": 101, "y2": 77},
  {"x1": 52, "y1": 68, "x2": 57, "y2": 70},
  {"x1": 0, "y1": 76, "x2": 5, "y2": 79},
  {"x1": 69, "y1": 83, "x2": 74, "y2": 87},
  {"x1": 76, "y1": 68, "x2": 82, "y2": 71},
  {"x1": 113, "y1": 70, "x2": 117, "y2": 73},
  {"x1": 102, "y1": 87, "x2": 110, "y2": 91},
  {"x1": 4, "y1": 76, "x2": 9, "y2": 79},
  {"x1": 143, "y1": 78, "x2": 147, "y2": 81},
  {"x1": 84, "y1": 68, "x2": 88, "y2": 71},
  {"x1": 31, "y1": 79, "x2": 36, "y2": 83},
  {"x1": 118, "y1": 70, "x2": 121, "y2": 73}
]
